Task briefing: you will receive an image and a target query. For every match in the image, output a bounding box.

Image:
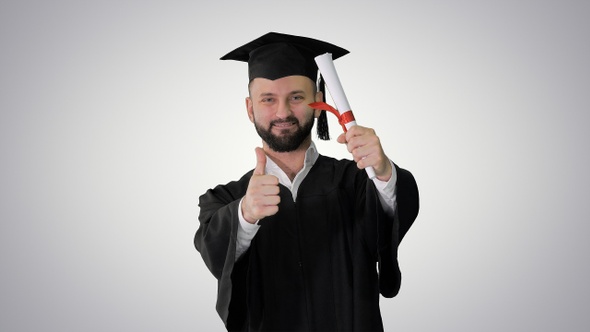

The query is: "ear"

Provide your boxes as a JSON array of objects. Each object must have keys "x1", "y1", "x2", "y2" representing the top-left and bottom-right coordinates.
[
  {"x1": 245, "y1": 97, "x2": 254, "y2": 123},
  {"x1": 313, "y1": 90, "x2": 324, "y2": 118}
]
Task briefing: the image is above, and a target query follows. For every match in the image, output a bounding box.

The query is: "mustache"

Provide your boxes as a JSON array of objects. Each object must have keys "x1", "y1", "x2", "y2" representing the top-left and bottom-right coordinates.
[{"x1": 270, "y1": 116, "x2": 299, "y2": 127}]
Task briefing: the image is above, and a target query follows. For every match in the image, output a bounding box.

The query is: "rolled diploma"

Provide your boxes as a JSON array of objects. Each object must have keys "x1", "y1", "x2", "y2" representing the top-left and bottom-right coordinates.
[{"x1": 315, "y1": 53, "x2": 376, "y2": 179}]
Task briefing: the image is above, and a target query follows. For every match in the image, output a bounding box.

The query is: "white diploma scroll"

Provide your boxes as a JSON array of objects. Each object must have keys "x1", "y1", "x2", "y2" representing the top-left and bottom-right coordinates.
[{"x1": 315, "y1": 53, "x2": 377, "y2": 179}]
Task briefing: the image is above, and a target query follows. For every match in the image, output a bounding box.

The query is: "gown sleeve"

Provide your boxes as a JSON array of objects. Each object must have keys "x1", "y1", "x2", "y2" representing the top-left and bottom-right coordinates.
[
  {"x1": 369, "y1": 164, "x2": 419, "y2": 298},
  {"x1": 194, "y1": 172, "x2": 252, "y2": 329}
]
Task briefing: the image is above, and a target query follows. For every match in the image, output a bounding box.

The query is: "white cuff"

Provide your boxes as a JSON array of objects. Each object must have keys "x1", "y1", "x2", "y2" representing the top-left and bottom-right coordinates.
[
  {"x1": 372, "y1": 160, "x2": 397, "y2": 217},
  {"x1": 236, "y1": 198, "x2": 260, "y2": 260}
]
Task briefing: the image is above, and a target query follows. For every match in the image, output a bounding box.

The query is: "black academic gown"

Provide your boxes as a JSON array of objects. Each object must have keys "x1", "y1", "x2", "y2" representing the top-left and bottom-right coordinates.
[{"x1": 195, "y1": 155, "x2": 419, "y2": 331}]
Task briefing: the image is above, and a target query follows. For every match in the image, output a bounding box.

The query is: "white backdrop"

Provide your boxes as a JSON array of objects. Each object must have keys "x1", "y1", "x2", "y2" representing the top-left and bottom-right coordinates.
[{"x1": 1, "y1": 0, "x2": 589, "y2": 331}]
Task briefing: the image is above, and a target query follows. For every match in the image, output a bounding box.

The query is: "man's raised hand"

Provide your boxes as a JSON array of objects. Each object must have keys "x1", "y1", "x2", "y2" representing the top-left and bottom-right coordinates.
[{"x1": 241, "y1": 148, "x2": 281, "y2": 223}]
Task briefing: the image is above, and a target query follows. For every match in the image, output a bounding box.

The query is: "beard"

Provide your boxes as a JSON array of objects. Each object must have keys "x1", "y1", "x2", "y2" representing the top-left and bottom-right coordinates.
[{"x1": 254, "y1": 115, "x2": 315, "y2": 152}]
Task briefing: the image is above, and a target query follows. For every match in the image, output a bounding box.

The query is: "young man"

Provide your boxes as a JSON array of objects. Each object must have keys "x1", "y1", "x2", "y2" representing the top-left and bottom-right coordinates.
[{"x1": 195, "y1": 32, "x2": 419, "y2": 331}]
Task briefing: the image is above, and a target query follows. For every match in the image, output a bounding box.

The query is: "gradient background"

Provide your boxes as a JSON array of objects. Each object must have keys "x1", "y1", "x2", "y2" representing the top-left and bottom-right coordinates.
[{"x1": 1, "y1": 0, "x2": 589, "y2": 331}]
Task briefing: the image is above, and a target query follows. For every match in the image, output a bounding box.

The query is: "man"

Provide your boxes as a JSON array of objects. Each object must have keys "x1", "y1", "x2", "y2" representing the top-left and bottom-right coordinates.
[{"x1": 195, "y1": 32, "x2": 419, "y2": 331}]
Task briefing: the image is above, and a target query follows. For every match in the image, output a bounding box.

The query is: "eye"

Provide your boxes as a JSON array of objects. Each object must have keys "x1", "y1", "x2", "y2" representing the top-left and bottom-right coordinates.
[
  {"x1": 291, "y1": 95, "x2": 304, "y2": 102},
  {"x1": 261, "y1": 97, "x2": 275, "y2": 104}
]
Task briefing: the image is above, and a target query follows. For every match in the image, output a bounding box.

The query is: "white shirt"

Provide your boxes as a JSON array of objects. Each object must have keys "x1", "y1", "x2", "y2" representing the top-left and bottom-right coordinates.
[{"x1": 235, "y1": 142, "x2": 397, "y2": 260}]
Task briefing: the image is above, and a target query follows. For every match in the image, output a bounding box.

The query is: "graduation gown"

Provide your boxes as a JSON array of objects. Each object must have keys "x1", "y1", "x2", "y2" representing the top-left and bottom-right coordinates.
[{"x1": 195, "y1": 155, "x2": 419, "y2": 331}]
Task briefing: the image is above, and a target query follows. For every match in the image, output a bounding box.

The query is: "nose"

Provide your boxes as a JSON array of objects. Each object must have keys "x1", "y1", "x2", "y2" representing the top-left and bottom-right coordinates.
[{"x1": 275, "y1": 99, "x2": 292, "y2": 119}]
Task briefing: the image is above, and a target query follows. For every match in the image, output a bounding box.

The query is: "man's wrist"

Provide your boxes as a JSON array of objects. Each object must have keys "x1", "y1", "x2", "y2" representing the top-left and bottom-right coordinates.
[{"x1": 239, "y1": 198, "x2": 260, "y2": 227}]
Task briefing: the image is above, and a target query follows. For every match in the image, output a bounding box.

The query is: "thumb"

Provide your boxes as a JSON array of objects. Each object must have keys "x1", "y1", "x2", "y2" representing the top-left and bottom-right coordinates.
[{"x1": 253, "y1": 147, "x2": 267, "y2": 175}]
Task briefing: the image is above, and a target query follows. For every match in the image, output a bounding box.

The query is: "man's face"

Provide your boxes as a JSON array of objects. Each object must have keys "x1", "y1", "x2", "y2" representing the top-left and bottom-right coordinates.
[{"x1": 246, "y1": 75, "x2": 320, "y2": 152}]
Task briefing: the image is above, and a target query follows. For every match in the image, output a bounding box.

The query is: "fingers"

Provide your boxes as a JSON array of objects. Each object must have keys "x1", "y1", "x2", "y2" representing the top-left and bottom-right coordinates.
[
  {"x1": 339, "y1": 126, "x2": 378, "y2": 157},
  {"x1": 243, "y1": 176, "x2": 280, "y2": 222},
  {"x1": 242, "y1": 148, "x2": 281, "y2": 223},
  {"x1": 336, "y1": 132, "x2": 347, "y2": 144},
  {"x1": 337, "y1": 126, "x2": 392, "y2": 180}
]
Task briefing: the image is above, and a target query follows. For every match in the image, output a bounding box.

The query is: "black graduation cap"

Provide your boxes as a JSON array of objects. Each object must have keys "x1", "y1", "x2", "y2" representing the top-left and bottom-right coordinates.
[{"x1": 220, "y1": 32, "x2": 350, "y2": 140}]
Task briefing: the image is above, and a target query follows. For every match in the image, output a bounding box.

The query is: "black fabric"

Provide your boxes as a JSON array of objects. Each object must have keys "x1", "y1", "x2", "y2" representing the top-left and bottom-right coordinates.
[
  {"x1": 220, "y1": 32, "x2": 349, "y2": 82},
  {"x1": 195, "y1": 155, "x2": 419, "y2": 331},
  {"x1": 316, "y1": 75, "x2": 330, "y2": 141}
]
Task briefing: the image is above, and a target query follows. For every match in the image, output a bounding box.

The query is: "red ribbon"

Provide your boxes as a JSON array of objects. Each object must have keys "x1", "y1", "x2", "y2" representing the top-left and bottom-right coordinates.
[{"x1": 309, "y1": 102, "x2": 356, "y2": 132}]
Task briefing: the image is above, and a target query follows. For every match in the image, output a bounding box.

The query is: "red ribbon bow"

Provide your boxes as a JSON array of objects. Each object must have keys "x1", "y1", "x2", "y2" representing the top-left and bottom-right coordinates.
[{"x1": 309, "y1": 102, "x2": 356, "y2": 132}]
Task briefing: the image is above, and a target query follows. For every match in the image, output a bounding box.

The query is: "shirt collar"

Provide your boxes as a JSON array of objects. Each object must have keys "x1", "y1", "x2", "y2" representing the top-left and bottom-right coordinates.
[
  {"x1": 304, "y1": 141, "x2": 319, "y2": 167},
  {"x1": 265, "y1": 142, "x2": 319, "y2": 174},
  {"x1": 264, "y1": 142, "x2": 319, "y2": 199}
]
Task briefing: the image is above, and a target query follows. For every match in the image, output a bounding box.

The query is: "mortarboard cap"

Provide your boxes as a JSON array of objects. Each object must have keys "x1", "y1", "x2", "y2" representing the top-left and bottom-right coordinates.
[
  {"x1": 221, "y1": 32, "x2": 349, "y2": 140},
  {"x1": 220, "y1": 32, "x2": 349, "y2": 82}
]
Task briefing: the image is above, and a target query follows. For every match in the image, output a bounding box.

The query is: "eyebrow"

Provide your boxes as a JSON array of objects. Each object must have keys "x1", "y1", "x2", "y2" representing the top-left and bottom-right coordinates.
[
  {"x1": 258, "y1": 92, "x2": 276, "y2": 97},
  {"x1": 258, "y1": 90, "x2": 306, "y2": 98}
]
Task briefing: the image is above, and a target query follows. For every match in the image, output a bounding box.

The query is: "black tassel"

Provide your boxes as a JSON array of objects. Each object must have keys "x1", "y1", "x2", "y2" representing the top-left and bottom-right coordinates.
[{"x1": 316, "y1": 75, "x2": 330, "y2": 140}]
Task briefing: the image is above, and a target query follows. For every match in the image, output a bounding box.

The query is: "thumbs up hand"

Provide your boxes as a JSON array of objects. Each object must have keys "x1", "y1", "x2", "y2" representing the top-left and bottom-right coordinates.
[{"x1": 241, "y1": 147, "x2": 281, "y2": 223}]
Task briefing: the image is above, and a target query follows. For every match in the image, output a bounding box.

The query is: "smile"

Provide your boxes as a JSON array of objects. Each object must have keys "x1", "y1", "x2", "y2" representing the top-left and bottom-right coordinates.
[{"x1": 272, "y1": 121, "x2": 296, "y2": 128}]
